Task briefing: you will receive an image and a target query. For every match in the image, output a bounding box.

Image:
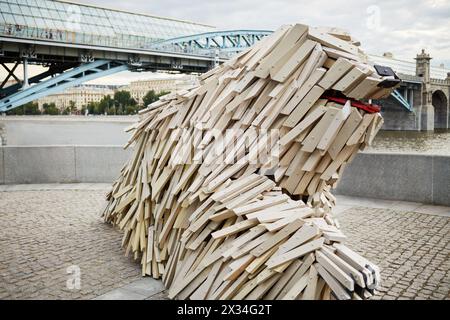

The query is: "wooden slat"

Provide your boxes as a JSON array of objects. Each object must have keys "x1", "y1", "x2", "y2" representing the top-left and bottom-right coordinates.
[{"x1": 266, "y1": 237, "x2": 324, "y2": 268}]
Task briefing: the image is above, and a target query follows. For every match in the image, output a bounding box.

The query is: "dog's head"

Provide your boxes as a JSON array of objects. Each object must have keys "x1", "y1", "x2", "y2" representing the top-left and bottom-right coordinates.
[{"x1": 215, "y1": 23, "x2": 400, "y2": 204}]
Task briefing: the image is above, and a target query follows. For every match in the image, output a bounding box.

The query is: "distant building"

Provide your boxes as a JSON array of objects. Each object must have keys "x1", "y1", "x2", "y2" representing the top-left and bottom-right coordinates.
[
  {"x1": 37, "y1": 84, "x2": 118, "y2": 111},
  {"x1": 127, "y1": 75, "x2": 199, "y2": 105}
]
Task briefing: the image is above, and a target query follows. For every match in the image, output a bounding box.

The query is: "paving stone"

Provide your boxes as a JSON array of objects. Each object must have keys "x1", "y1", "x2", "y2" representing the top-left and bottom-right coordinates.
[
  {"x1": 0, "y1": 190, "x2": 141, "y2": 299},
  {"x1": 1, "y1": 189, "x2": 449, "y2": 300},
  {"x1": 338, "y1": 206, "x2": 449, "y2": 301}
]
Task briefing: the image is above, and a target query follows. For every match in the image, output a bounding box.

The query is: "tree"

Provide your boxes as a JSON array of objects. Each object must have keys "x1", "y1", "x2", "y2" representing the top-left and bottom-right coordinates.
[
  {"x1": 98, "y1": 95, "x2": 114, "y2": 115},
  {"x1": 6, "y1": 106, "x2": 23, "y2": 115},
  {"x1": 125, "y1": 105, "x2": 138, "y2": 114},
  {"x1": 86, "y1": 101, "x2": 98, "y2": 115},
  {"x1": 42, "y1": 102, "x2": 60, "y2": 115},
  {"x1": 142, "y1": 90, "x2": 158, "y2": 106},
  {"x1": 114, "y1": 90, "x2": 131, "y2": 113},
  {"x1": 6, "y1": 102, "x2": 40, "y2": 115},
  {"x1": 141, "y1": 90, "x2": 171, "y2": 108},
  {"x1": 67, "y1": 100, "x2": 77, "y2": 114},
  {"x1": 25, "y1": 102, "x2": 40, "y2": 115},
  {"x1": 113, "y1": 90, "x2": 137, "y2": 114}
]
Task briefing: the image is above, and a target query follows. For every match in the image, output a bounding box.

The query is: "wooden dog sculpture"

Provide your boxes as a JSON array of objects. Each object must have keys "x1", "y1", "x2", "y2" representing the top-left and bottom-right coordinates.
[{"x1": 102, "y1": 23, "x2": 399, "y2": 300}]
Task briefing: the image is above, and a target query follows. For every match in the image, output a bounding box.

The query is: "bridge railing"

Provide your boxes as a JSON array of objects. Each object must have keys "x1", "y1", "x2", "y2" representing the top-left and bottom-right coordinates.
[
  {"x1": 0, "y1": 23, "x2": 152, "y2": 49},
  {"x1": 430, "y1": 78, "x2": 450, "y2": 85},
  {"x1": 0, "y1": 23, "x2": 236, "y2": 60},
  {"x1": 0, "y1": 24, "x2": 236, "y2": 58}
]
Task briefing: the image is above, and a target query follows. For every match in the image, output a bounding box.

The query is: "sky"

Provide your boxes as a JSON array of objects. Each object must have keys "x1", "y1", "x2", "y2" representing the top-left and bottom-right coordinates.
[{"x1": 3, "y1": 0, "x2": 450, "y2": 85}]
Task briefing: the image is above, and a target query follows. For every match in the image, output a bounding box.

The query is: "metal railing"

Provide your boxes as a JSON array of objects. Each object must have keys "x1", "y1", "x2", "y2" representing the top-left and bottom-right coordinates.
[{"x1": 0, "y1": 23, "x2": 237, "y2": 59}]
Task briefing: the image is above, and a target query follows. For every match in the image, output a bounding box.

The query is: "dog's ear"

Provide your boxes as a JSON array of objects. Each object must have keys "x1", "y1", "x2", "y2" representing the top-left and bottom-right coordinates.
[{"x1": 374, "y1": 65, "x2": 401, "y2": 88}]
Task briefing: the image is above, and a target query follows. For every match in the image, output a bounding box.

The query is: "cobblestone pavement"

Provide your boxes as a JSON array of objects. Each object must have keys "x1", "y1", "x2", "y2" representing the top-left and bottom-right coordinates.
[
  {"x1": 337, "y1": 207, "x2": 450, "y2": 300},
  {"x1": 0, "y1": 190, "x2": 141, "y2": 299},
  {"x1": 0, "y1": 188, "x2": 448, "y2": 300}
]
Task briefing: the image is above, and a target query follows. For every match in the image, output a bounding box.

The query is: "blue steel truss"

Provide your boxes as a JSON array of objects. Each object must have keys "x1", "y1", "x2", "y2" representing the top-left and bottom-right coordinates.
[
  {"x1": 0, "y1": 60, "x2": 128, "y2": 113},
  {"x1": 391, "y1": 89, "x2": 413, "y2": 112},
  {"x1": 0, "y1": 63, "x2": 78, "y2": 98},
  {"x1": 151, "y1": 30, "x2": 273, "y2": 53},
  {"x1": 0, "y1": 30, "x2": 273, "y2": 112}
]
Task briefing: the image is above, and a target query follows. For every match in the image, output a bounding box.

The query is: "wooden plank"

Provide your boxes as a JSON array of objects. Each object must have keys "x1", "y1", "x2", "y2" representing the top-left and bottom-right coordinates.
[
  {"x1": 212, "y1": 174, "x2": 263, "y2": 203},
  {"x1": 323, "y1": 49, "x2": 358, "y2": 66},
  {"x1": 327, "y1": 107, "x2": 363, "y2": 159},
  {"x1": 219, "y1": 271, "x2": 251, "y2": 299},
  {"x1": 315, "y1": 263, "x2": 351, "y2": 300},
  {"x1": 246, "y1": 246, "x2": 278, "y2": 274},
  {"x1": 308, "y1": 28, "x2": 359, "y2": 56},
  {"x1": 224, "y1": 254, "x2": 254, "y2": 281},
  {"x1": 279, "y1": 106, "x2": 326, "y2": 146},
  {"x1": 321, "y1": 247, "x2": 365, "y2": 288},
  {"x1": 320, "y1": 144, "x2": 358, "y2": 181},
  {"x1": 301, "y1": 107, "x2": 340, "y2": 152},
  {"x1": 189, "y1": 260, "x2": 223, "y2": 300},
  {"x1": 301, "y1": 150, "x2": 323, "y2": 172},
  {"x1": 283, "y1": 85, "x2": 324, "y2": 128},
  {"x1": 347, "y1": 76, "x2": 381, "y2": 99},
  {"x1": 233, "y1": 194, "x2": 289, "y2": 216},
  {"x1": 262, "y1": 210, "x2": 310, "y2": 232},
  {"x1": 333, "y1": 243, "x2": 380, "y2": 286},
  {"x1": 268, "y1": 41, "x2": 307, "y2": 83},
  {"x1": 333, "y1": 66, "x2": 372, "y2": 92},
  {"x1": 346, "y1": 113, "x2": 376, "y2": 146},
  {"x1": 266, "y1": 237, "x2": 324, "y2": 269},
  {"x1": 316, "y1": 250, "x2": 355, "y2": 291},
  {"x1": 246, "y1": 273, "x2": 281, "y2": 299},
  {"x1": 231, "y1": 232, "x2": 273, "y2": 259},
  {"x1": 316, "y1": 100, "x2": 351, "y2": 152},
  {"x1": 221, "y1": 226, "x2": 266, "y2": 258},
  {"x1": 211, "y1": 218, "x2": 258, "y2": 239},
  {"x1": 251, "y1": 219, "x2": 304, "y2": 257},
  {"x1": 281, "y1": 68, "x2": 327, "y2": 115},
  {"x1": 281, "y1": 273, "x2": 309, "y2": 299},
  {"x1": 222, "y1": 179, "x2": 276, "y2": 210},
  {"x1": 317, "y1": 58, "x2": 354, "y2": 90},
  {"x1": 255, "y1": 24, "x2": 309, "y2": 78},
  {"x1": 245, "y1": 201, "x2": 299, "y2": 220},
  {"x1": 265, "y1": 259, "x2": 302, "y2": 299},
  {"x1": 271, "y1": 39, "x2": 316, "y2": 82},
  {"x1": 276, "y1": 224, "x2": 320, "y2": 255},
  {"x1": 277, "y1": 253, "x2": 315, "y2": 298},
  {"x1": 294, "y1": 43, "x2": 326, "y2": 89},
  {"x1": 246, "y1": 25, "x2": 291, "y2": 70},
  {"x1": 301, "y1": 264, "x2": 319, "y2": 300}
]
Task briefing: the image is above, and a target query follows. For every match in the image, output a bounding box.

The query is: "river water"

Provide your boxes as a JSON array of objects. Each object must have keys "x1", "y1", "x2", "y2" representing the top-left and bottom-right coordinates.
[{"x1": 367, "y1": 129, "x2": 450, "y2": 155}]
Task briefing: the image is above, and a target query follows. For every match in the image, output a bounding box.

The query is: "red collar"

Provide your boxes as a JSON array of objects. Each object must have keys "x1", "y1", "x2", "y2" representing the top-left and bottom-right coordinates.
[{"x1": 324, "y1": 96, "x2": 381, "y2": 113}]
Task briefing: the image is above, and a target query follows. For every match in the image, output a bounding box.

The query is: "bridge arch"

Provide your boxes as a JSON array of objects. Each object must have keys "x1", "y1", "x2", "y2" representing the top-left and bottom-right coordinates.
[{"x1": 432, "y1": 90, "x2": 449, "y2": 129}]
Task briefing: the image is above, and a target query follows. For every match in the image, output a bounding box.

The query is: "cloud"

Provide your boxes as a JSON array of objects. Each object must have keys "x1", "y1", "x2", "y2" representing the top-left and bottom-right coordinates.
[
  {"x1": 3, "y1": 0, "x2": 449, "y2": 84},
  {"x1": 75, "y1": 0, "x2": 449, "y2": 66}
]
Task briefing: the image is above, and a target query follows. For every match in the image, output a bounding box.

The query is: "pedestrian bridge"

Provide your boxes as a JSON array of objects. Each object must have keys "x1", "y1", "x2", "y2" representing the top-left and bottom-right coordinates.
[
  {"x1": 0, "y1": 0, "x2": 271, "y2": 112},
  {"x1": 1, "y1": 0, "x2": 448, "y2": 129}
]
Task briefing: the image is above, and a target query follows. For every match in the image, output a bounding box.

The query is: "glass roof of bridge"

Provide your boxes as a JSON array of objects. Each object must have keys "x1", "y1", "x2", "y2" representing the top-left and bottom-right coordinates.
[{"x1": 0, "y1": 0, "x2": 215, "y2": 42}]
